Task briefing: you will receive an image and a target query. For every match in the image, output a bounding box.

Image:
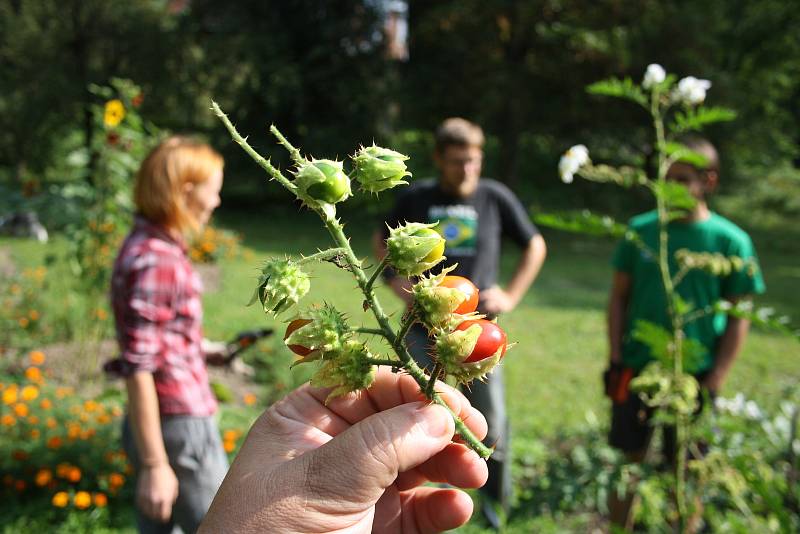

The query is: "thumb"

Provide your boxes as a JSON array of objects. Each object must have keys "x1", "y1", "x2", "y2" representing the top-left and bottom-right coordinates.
[{"x1": 299, "y1": 402, "x2": 454, "y2": 505}]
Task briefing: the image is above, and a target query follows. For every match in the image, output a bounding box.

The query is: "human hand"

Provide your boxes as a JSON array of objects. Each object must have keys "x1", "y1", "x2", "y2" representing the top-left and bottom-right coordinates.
[
  {"x1": 200, "y1": 368, "x2": 488, "y2": 533},
  {"x1": 137, "y1": 463, "x2": 179, "y2": 523},
  {"x1": 481, "y1": 286, "x2": 517, "y2": 315}
]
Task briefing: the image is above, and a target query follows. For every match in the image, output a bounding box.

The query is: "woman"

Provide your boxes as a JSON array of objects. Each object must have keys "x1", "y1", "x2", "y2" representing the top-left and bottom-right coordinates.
[{"x1": 111, "y1": 136, "x2": 227, "y2": 533}]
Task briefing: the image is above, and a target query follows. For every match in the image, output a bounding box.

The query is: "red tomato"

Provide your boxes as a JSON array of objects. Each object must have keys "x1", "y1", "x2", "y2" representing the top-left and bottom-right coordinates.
[
  {"x1": 439, "y1": 276, "x2": 479, "y2": 314},
  {"x1": 456, "y1": 319, "x2": 507, "y2": 363},
  {"x1": 284, "y1": 319, "x2": 313, "y2": 356}
]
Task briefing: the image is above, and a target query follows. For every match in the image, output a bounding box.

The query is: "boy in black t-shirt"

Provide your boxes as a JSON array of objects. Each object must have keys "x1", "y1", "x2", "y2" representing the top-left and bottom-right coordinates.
[{"x1": 373, "y1": 118, "x2": 547, "y2": 528}]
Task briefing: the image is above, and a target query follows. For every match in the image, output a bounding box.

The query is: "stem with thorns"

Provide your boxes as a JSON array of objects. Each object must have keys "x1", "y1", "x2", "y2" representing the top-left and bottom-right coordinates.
[{"x1": 212, "y1": 103, "x2": 492, "y2": 458}]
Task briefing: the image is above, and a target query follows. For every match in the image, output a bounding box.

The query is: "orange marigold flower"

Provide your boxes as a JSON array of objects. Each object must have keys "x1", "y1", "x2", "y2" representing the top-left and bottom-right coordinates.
[
  {"x1": 2, "y1": 386, "x2": 18, "y2": 405},
  {"x1": 103, "y1": 99, "x2": 126, "y2": 128},
  {"x1": 15, "y1": 479, "x2": 26, "y2": 492},
  {"x1": 28, "y1": 310, "x2": 39, "y2": 321},
  {"x1": 13, "y1": 403, "x2": 29, "y2": 417},
  {"x1": 40, "y1": 398, "x2": 52, "y2": 410},
  {"x1": 56, "y1": 463, "x2": 71, "y2": 478},
  {"x1": 93, "y1": 492, "x2": 108, "y2": 507},
  {"x1": 27, "y1": 415, "x2": 39, "y2": 425},
  {"x1": 18, "y1": 317, "x2": 29, "y2": 328},
  {"x1": 1, "y1": 414, "x2": 15, "y2": 426},
  {"x1": 67, "y1": 467, "x2": 81, "y2": 483},
  {"x1": 223, "y1": 440, "x2": 236, "y2": 453},
  {"x1": 12, "y1": 449, "x2": 29, "y2": 461},
  {"x1": 30, "y1": 429, "x2": 40, "y2": 439},
  {"x1": 25, "y1": 367, "x2": 42, "y2": 383},
  {"x1": 97, "y1": 414, "x2": 112, "y2": 425},
  {"x1": 67, "y1": 424, "x2": 81, "y2": 439},
  {"x1": 74, "y1": 490, "x2": 91, "y2": 509},
  {"x1": 29, "y1": 351, "x2": 46, "y2": 365},
  {"x1": 52, "y1": 491, "x2": 69, "y2": 508},
  {"x1": 47, "y1": 436, "x2": 63, "y2": 449},
  {"x1": 20, "y1": 385, "x2": 39, "y2": 401},
  {"x1": 35, "y1": 468, "x2": 52, "y2": 487},
  {"x1": 95, "y1": 308, "x2": 108, "y2": 321},
  {"x1": 111, "y1": 405, "x2": 123, "y2": 417},
  {"x1": 243, "y1": 393, "x2": 257, "y2": 406},
  {"x1": 83, "y1": 399, "x2": 99, "y2": 412},
  {"x1": 108, "y1": 473, "x2": 125, "y2": 488},
  {"x1": 46, "y1": 417, "x2": 57, "y2": 428}
]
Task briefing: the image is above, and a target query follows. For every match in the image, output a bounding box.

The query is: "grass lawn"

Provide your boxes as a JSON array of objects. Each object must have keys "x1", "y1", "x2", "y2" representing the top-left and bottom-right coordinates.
[{"x1": 2, "y1": 203, "x2": 798, "y2": 532}]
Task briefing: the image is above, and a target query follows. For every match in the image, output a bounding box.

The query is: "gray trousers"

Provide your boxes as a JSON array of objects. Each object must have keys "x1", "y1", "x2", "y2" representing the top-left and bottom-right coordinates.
[
  {"x1": 123, "y1": 415, "x2": 229, "y2": 534},
  {"x1": 406, "y1": 325, "x2": 512, "y2": 508}
]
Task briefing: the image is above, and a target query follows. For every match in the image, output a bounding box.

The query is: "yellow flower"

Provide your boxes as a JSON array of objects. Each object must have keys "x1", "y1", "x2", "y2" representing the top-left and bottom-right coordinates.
[
  {"x1": 223, "y1": 429, "x2": 241, "y2": 442},
  {"x1": 74, "y1": 490, "x2": 91, "y2": 509},
  {"x1": 103, "y1": 99, "x2": 126, "y2": 127},
  {"x1": 52, "y1": 491, "x2": 69, "y2": 508},
  {"x1": 97, "y1": 414, "x2": 112, "y2": 425},
  {"x1": 3, "y1": 386, "x2": 18, "y2": 405},
  {"x1": 35, "y1": 468, "x2": 52, "y2": 487},
  {"x1": 83, "y1": 400, "x2": 99, "y2": 412},
  {"x1": 243, "y1": 393, "x2": 257, "y2": 406},
  {"x1": 223, "y1": 440, "x2": 236, "y2": 453},
  {"x1": 13, "y1": 403, "x2": 29, "y2": 417},
  {"x1": 20, "y1": 385, "x2": 38, "y2": 401},
  {"x1": 29, "y1": 351, "x2": 45, "y2": 365}
]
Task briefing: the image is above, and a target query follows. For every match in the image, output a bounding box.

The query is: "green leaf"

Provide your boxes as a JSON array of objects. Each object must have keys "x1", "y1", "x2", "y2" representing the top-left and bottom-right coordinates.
[
  {"x1": 586, "y1": 77, "x2": 647, "y2": 106},
  {"x1": 671, "y1": 106, "x2": 737, "y2": 134},
  {"x1": 533, "y1": 210, "x2": 626, "y2": 238},
  {"x1": 631, "y1": 320, "x2": 673, "y2": 366},
  {"x1": 652, "y1": 181, "x2": 697, "y2": 212},
  {"x1": 577, "y1": 164, "x2": 648, "y2": 188},
  {"x1": 664, "y1": 141, "x2": 710, "y2": 168},
  {"x1": 715, "y1": 300, "x2": 800, "y2": 341}
]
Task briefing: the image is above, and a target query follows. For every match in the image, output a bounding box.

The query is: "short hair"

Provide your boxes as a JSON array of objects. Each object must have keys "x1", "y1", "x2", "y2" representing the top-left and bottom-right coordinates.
[
  {"x1": 434, "y1": 118, "x2": 484, "y2": 153},
  {"x1": 134, "y1": 136, "x2": 224, "y2": 234},
  {"x1": 679, "y1": 135, "x2": 720, "y2": 174}
]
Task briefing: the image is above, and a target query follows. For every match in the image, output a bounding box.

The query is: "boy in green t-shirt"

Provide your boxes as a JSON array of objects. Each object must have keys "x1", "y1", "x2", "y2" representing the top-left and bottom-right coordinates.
[{"x1": 606, "y1": 136, "x2": 765, "y2": 457}]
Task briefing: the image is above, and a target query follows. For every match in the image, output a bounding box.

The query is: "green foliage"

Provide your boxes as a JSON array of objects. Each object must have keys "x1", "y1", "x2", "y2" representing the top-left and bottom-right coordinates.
[
  {"x1": 672, "y1": 106, "x2": 738, "y2": 134},
  {"x1": 651, "y1": 180, "x2": 698, "y2": 214},
  {"x1": 586, "y1": 77, "x2": 647, "y2": 107},
  {"x1": 534, "y1": 210, "x2": 626, "y2": 238},
  {"x1": 663, "y1": 141, "x2": 711, "y2": 169},
  {"x1": 631, "y1": 320, "x2": 705, "y2": 374}
]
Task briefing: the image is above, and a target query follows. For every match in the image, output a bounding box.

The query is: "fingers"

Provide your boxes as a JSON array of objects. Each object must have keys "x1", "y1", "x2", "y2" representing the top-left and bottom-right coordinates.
[
  {"x1": 394, "y1": 442, "x2": 488, "y2": 491},
  {"x1": 298, "y1": 402, "x2": 455, "y2": 506},
  {"x1": 380, "y1": 487, "x2": 473, "y2": 533}
]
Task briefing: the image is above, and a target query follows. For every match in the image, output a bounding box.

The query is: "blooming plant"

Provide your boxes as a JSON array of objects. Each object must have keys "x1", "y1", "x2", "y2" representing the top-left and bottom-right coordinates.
[
  {"x1": 188, "y1": 225, "x2": 242, "y2": 264},
  {"x1": 212, "y1": 103, "x2": 511, "y2": 458},
  {"x1": 547, "y1": 64, "x2": 799, "y2": 529}
]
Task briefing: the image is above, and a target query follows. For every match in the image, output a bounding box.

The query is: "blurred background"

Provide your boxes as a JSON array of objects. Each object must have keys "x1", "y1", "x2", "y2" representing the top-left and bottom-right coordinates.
[{"x1": 1, "y1": 1, "x2": 798, "y2": 532}]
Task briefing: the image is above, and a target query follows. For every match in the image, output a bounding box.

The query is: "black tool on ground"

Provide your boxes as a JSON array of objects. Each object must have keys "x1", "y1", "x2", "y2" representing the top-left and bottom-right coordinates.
[{"x1": 223, "y1": 328, "x2": 273, "y2": 364}]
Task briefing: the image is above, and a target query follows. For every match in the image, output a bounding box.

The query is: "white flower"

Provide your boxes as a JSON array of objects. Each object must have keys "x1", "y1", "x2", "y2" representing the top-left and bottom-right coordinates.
[
  {"x1": 744, "y1": 400, "x2": 762, "y2": 419},
  {"x1": 714, "y1": 396, "x2": 729, "y2": 411},
  {"x1": 673, "y1": 76, "x2": 712, "y2": 105},
  {"x1": 642, "y1": 64, "x2": 666, "y2": 89},
  {"x1": 558, "y1": 144, "x2": 590, "y2": 184}
]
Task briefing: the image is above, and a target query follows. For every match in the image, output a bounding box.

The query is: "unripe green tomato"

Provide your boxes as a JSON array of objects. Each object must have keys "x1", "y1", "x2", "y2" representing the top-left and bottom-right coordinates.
[
  {"x1": 305, "y1": 161, "x2": 350, "y2": 203},
  {"x1": 413, "y1": 228, "x2": 445, "y2": 264}
]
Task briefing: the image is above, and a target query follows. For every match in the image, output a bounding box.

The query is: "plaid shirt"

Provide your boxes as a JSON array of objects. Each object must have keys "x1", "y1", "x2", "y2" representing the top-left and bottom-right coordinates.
[{"x1": 111, "y1": 217, "x2": 217, "y2": 416}]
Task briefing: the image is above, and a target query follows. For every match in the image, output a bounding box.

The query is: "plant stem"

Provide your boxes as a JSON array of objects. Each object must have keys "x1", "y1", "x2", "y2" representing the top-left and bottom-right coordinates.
[
  {"x1": 426, "y1": 362, "x2": 443, "y2": 397},
  {"x1": 296, "y1": 248, "x2": 348, "y2": 265},
  {"x1": 364, "y1": 357, "x2": 403, "y2": 368},
  {"x1": 365, "y1": 256, "x2": 389, "y2": 294},
  {"x1": 211, "y1": 102, "x2": 297, "y2": 192},
  {"x1": 355, "y1": 327, "x2": 387, "y2": 337},
  {"x1": 651, "y1": 89, "x2": 688, "y2": 529},
  {"x1": 269, "y1": 124, "x2": 305, "y2": 167}
]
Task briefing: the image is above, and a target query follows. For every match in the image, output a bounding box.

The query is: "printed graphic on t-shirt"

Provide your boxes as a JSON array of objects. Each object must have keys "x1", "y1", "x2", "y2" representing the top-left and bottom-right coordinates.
[{"x1": 428, "y1": 205, "x2": 478, "y2": 256}]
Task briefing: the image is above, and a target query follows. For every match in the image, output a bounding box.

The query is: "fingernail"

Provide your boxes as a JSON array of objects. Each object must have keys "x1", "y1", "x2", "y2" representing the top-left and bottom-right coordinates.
[{"x1": 417, "y1": 403, "x2": 452, "y2": 437}]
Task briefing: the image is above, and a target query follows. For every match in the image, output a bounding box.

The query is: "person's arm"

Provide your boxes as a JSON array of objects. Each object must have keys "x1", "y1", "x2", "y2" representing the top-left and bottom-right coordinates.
[
  {"x1": 372, "y1": 228, "x2": 413, "y2": 306},
  {"x1": 482, "y1": 234, "x2": 547, "y2": 314},
  {"x1": 608, "y1": 271, "x2": 632, "y2": 364},
  {"x1": 703, "y1": 297, "x2": 751, "y2": 393},
  {"x1": 126, "y1": 372, "x2": 179, "y2": 523}
]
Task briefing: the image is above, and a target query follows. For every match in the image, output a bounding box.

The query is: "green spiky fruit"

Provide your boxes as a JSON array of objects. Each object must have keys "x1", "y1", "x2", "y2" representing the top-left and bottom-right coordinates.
[
  {"x1": 285, "y1": 304, "x2": 351, "y2": 363},
  {"x1": 311, "y1": 339, "x2": 377, "y2": 403},
  {"x1": 386, "y1": 222, "x2": 446, "y2": 277},
  {"x1": 434, "y1": 321, "x2": 505, "y2": 383},
  {"x1": 351, "y1": 144, "x2": 411, "y2": 193},
  {"x1": 249, "y1": 258, "x2": 310, "y2": 316},
  {"x1": 294, "y1": 159, "x2": 351, "y2": 205}
]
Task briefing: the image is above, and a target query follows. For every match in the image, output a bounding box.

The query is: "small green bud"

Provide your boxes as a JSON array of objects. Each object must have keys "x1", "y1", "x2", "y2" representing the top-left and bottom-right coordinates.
[
  {"x1": 285, "y1": 304, "x2": 351, "y2": 363},
  {"x1": 249, "y1": 258, "x2": 310, "y2": 316},
  {"x1": 351, "y1": 144, "x2": 411, "y2": 193},
  {"x1": 294, "y1": 159, "x2": 352, "y2": 205},
  {"x1": 386, "y1": 222, "x2": 446, "y2": 276},
  {"x1": 311, "y1": 339, "x2": 377, "y2": 403},
  {"x1": 434, "y1": 323, "x2": 503, "y2": 383}
]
